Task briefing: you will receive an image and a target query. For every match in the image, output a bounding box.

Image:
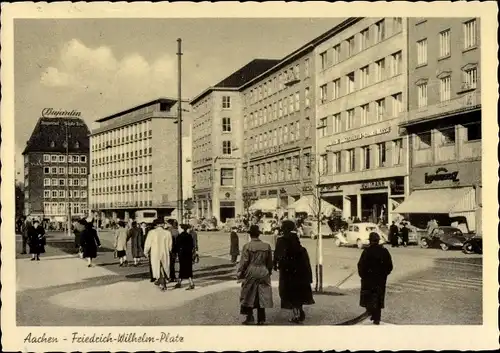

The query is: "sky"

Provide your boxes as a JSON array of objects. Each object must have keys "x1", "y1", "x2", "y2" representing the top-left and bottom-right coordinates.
[{"x1": 14, "y1": 18, "x2": 341, "y2": 176}]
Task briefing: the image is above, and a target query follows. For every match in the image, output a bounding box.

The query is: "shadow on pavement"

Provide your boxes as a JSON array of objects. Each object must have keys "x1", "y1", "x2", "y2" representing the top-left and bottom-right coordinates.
[
  {"x1": 48, "y1": 239, "x2": 115, "y2": 254},
  {"x1": 195, "y1": 263, "x2": 236, "y2": 272},
  {"x1": 194, "y1": 269, "x2": 235, "y2": 280}
]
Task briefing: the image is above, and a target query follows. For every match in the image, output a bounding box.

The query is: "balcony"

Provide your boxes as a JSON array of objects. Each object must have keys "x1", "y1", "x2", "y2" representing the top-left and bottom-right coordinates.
[
  {"x1": 435, "y1": 144, "x2": 456, "y2": 163},
  {"x1": 461, "y1": 140, "x2": 481, "y2": 160},
  {"x1": 413, "y1": 148, "x2": 432, "y2": 165}
]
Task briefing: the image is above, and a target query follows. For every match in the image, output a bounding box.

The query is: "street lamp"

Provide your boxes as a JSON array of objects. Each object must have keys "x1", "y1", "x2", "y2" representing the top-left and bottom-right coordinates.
[{"x1": 64, "y1": 122, "x2": 72, "y2": 238}]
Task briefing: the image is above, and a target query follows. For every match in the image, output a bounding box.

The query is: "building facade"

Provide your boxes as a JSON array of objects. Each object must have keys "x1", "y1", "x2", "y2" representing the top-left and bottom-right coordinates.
[
  {"x1": 191, "y1": 59, "x2": 280, "y2": 222},
  {"x1": 315, "y1": 17, "x2": 409, "y2": 224},
  {"x1": 23, "y1": 113, "x2": 90, "y2": 223},
  {"x1": 89, "y1": 98, "x2": 192, "y2": 221},
  {"x1": 395, "y1": 17, "x2": 481, "y2": 232}
]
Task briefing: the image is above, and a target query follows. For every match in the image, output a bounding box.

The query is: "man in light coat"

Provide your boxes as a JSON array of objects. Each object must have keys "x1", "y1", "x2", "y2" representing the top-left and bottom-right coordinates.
[{"x1": 144, "y1": 218, "x2": 173, "y2": 291}]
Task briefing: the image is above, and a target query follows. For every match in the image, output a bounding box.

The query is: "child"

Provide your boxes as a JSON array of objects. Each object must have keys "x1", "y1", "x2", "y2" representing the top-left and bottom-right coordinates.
[{"x1": 229, "y1": 227, "x2": 240, "y2": 264}]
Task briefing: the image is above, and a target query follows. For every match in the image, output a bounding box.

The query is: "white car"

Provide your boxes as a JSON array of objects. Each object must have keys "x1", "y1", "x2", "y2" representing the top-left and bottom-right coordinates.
[{"x1": 335, "y1": 222, "x2": 388, "y2": 249}]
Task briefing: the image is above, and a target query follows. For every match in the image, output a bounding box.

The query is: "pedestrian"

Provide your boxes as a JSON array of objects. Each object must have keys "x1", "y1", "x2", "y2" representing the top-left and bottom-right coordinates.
[
  {"x1": 427, "y1": 218, "x2": 438, "y2": 236},
  {"x1": 236, "y1": 224, "x2": 273, "y2": 325},
  {"x1": 357, "y1": 232, "x2": 393, "y2": 325},
  {"x1": 230, "y1": 227, "x2": 240, "y2": 264},
  {"x1": 140, "y1": 222, "x2": 148, "y2": 249},
  {"x1": 27, "y1": 219, "x2": 46, "y2": 261},
  {"x1": 273, "y1": 220, "x2": 315, "y2": 324},
  {"x1": 189, "y1": 224, "x2": 199, "y2": 260},
  {"x1": 79, "y1": 219, "x2": 101, "y2": 267},
  {"x1": 166, "y1": 219, "x2": 179, "y2": 282},
  {"x1": 114, "y1": 221, "x2": 129, "y2": 267},
  {"x1": 144, "y1": 218, "x2": 172, "y2": 291},
  {"x1": 20, "y1": 217, "x2": 31, "y2": 255},
  {"x1": 174, "y1": 224, "x2": 196, "y2": 290},
  {"x1": 128, "y1": 221, "x2": 144, "y2": 266},
  {"x1": 400, "y1": 222, "x2": 409, "y2": 247},
  {"x1": 389, "y1": 221, "x2": 400, "y2": 248}
]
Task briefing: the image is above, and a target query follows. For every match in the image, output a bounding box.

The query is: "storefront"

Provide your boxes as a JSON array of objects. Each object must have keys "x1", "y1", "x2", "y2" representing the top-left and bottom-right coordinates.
[
  {"x1": 194, "y1": 193, "x2": 211, "y2": 218},
  {"x1": 394, "y1": 161, "x2": 481, "y2": 232},
  {"x1": 218, "y1": 189, "x2": 238, "y2": 222}
]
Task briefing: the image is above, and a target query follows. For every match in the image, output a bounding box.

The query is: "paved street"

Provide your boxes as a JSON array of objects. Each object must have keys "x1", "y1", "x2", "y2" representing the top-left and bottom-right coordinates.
[{"x1": 16, "y1": 230, "x2": 482, "y2": 325}]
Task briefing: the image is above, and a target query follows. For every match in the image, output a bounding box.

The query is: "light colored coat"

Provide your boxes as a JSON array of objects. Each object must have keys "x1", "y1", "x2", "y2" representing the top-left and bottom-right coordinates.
[
  {"x1": 114, "y1": 228, "x2": 128, "y2": 251},
  {"x1": 144, "y1": 227, "x2": 172, "y2": 280}
]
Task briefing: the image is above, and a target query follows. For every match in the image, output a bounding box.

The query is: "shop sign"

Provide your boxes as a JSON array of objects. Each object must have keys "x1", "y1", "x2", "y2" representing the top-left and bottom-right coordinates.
[
  {"x1": 361, "y1": 180, "x2": 387, "y2": 190},
  {"x1": 390, "y1": 178, "x2": 405, "y2": 195},
  {"x1": 425, "y1": 167, "x2": 459, "y2": 184},
  {"x1": 319, "y1": 184, "x2": 342, "y2": 193},
  {"x1": 220, "y1": 201, "x2": 235, "y2": 207},
  {"x1": 330, "y1": 127, "x2": 391, "y2": 146},
  {"x1": 41, "y1": 108, "x2": 82, "y2": 118}
]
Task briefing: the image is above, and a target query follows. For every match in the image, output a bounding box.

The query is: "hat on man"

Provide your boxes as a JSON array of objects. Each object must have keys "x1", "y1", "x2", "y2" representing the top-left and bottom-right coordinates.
[
  {"x1": 369, "y1": 232, "x2": 381, "y2": 244},
  {"x1": 153, "y1": 218, "x2": 164, "y2": 227},
  {"x1": 248, "y1": 224, "x2": 262, "y2": 238}
]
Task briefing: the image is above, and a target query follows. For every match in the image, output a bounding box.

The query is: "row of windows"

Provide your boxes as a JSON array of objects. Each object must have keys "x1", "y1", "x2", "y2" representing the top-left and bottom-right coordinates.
[
  {"x1": 246, "y1": 120, "x2": 311, "y2": 153},
  {"x1": 92, "y1": 192, "x2": 154, "y2": 203},
  {"x1": 43, "y1": 202, "x2": 87, "y2": 215},
  {"x1": 43, "y1": 178, "x2": 87, "y2": 187},
  {"x1": 92, "y1": 126, "x2": 152, "y2": 151},
  {"x1": 416, "y1": 69, "x2": 478, "y2": 108},
  {"x1": 319, "y1": 51, "x2": 402, "y2": 104},
  {"x1": 243, "y1": 154, "x2": 312, "y2": 186},
  {"x1": 416, "y1": 19, "x2": 478, "y2": 66},
  {"x1": 319, "y1": 18, "x2": 402, "y2": 71},
  {"x1": 44, "y1": 166, "x2": 87, "y2": 175},
  {"x1": 245, "y1": 58, "x2": 309, "y2": 106},
  {"x1": 92, "y1": 148, "x2": 153, "y2": 165},
  {"x1": 92, "y1": 183, "x2": 153, "y2": 194},
  {"x1": 43, "y1": 154, "x2": 87, "y2": 164},
  {"x1": 318, "y1": 93, "x2": 403, "y2": 138},
  {"x1": 414, "y1": 123, "x2": 481, "y2": 151},
  {"x1": 92, "y1": 174, "x2": 152, "y2": 187},
  {"x1": 92, "y1": 164, "x2": 152, "y2": 179},
  {"x1": 44, "y1": 190, "x2": 88, "y2": 199}
]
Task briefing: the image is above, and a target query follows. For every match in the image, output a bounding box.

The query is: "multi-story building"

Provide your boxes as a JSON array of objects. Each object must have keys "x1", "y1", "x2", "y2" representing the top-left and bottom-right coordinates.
[
  {"x1": 315, "y1": 17, "x2": 409, "y2": 224},
  {"x1": 22, "y1": 112, "x2": 90, "y2": 223},
  {"x1": 394, "y1": 17, "x2": 481, "y2": 232},
  {"x1": 89, "y1": 98, "x2": 192, "y2": 221},
  {"x1": 191, "y1": 59, "x2": 279, "y2": 222}
]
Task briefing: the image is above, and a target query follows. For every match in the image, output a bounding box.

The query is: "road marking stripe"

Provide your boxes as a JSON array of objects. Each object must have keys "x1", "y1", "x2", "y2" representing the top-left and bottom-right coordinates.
[
  {"x1": 387, "y1": 283, "x2": 427, "y2": 292},
  {"x1": 437, "y1": 279, "x2": 481, "y2": 288},
  {"x1": 407, "y1": 279, "x2": 480, "y2": 290},
  {"x1": 405, "y1": 279, "x2": 451, "y2": 290},
  {"x1": 456, "y1": 277, "x2": 483, "y2": 283},
  {"x1": 435, "y1": 259, "x2": 482, "y2": 267},
  {"x1": 412, "y1": 277, "x2": 482, "y2": 287}
]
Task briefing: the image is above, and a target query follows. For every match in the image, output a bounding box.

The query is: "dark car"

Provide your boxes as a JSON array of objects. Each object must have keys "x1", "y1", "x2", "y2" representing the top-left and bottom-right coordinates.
[
  {"x1": 419, "y1": 226, "x2": 468, "y2": 251},
  {"x1": 462, "y1": 234, "x2": 482, "y2": 254}
]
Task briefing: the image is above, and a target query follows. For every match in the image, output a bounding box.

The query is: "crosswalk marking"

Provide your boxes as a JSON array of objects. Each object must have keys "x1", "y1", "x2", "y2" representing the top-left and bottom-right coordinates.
[{"x1": 406, "y1": 279, "x2": 452, "y2": 290}]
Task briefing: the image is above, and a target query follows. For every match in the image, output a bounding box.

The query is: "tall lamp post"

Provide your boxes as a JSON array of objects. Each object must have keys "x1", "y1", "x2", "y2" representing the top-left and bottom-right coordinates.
[
  {"x1": 65, "y1": 122, "x2": 72, "y2": 237},
  {"x1": 177, "y1": 38, "x2": 183, "y2": 225}
]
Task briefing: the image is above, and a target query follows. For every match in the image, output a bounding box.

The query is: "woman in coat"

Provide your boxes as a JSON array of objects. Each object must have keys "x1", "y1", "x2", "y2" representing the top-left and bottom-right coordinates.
[
  {"x1": 114, "y1": 221, "x2": 129, "y2": 267},
  {"x1": 357, "y1": 232, "x2": 393, "y2": 325},
  {"x1": 27, "y1": 219, "x2": 46, "y2": 261},
  {"x1": 274, "y1": 220, "x2": 315, "y2": 323},
  {"x1": 79, "y1": 219, "x2": 101, "y2": 267},
  {"x1": 229, "y1": 227, "x2": 240, "y2": 264},
  {"x1": 174, "y1": 224, "x2": 196, "y2": 290},
  {"x1": 144, "y1": 219, "x2": 172, "y2": 291},
  {"x1": 128, "y1": 221, "x2": 144, "y2": 266},
  {"x1": 237, "y1": 225, "x2": 273, "y2": 325}
]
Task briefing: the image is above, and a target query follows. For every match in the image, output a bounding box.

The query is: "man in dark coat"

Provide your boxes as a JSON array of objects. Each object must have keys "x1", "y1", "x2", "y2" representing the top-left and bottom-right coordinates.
[
  {"x1": 20, "y1": 217, "x2": 31, "y2": 254},
  {"x1": 79, "y1": 219, "x2": 101, "y2": 267},
  {"x1": 389, "y1": 221, "x2": 400, "y2": 247},
  {"x1": 400, "y1": 222, "x2": 410, "y2": 247},
  {"x1": 174, "y1": 224, "x2": 195, "y2": 290},
  {"x1": 27, "y1": 219, "x2": 45, "y2": 261},
  {"x1": 230, "y1": 227, "x2": 240, "y2": 264},
  {"x1": 357, "y1": 232, "x2": 393, "y2": 325}
]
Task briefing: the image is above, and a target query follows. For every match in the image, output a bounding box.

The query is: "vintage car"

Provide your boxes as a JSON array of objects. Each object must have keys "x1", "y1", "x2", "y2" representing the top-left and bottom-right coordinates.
[
  {"x1": 259, "y1": 217, "x2": 275, "y2": 235},
  {"x1": 419, "y1": 226, "x2": 468, "y2": 251},
  {"x1": 462, "y1": 234, "x2": 482, "y2": 254},
  {"x1": 301, "y1": 220, "x2": 336, "y2": 239},
  {"x1": 335, "y1": 222, "x2": 388, "y2": 249}
]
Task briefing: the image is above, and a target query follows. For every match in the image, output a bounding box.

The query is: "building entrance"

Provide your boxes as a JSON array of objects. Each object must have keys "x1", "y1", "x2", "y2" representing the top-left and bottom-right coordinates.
[
  {"x1": 220, "y1": 207, "x2": 235, "y2": 223},
  {"x1": 361, "y1": 193, "x2": 388, "y2": 224}
]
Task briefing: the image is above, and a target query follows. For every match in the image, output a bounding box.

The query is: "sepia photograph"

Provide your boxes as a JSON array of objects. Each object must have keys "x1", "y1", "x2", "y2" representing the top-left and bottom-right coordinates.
[{"x1": 1, "y1": 2, "x2": 498, "y2": 352}]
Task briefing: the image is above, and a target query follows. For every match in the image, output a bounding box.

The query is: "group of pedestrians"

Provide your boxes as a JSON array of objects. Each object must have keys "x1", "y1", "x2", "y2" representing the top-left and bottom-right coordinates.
[{"x1": 388, "y1": 221, "x2": 410, "y2": 247}]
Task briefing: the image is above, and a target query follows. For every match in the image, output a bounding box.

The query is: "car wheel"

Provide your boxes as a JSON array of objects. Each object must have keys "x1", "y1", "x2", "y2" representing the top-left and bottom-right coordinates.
[
  {"x1": 420, "y1": 238, "x2": 429, "y2": 249},
  {"x1": 440, "y1": 243, "x2": 449, "y2": 251},
  {"x1": 356, "y1": 239, "x2": 363, "y2": 249},
  {"x1": 334, "y1": 238, "x2": 342, "y2": 247},
  {"x1": 462, "y1": 243, "x2": 474, "y2": 254}
]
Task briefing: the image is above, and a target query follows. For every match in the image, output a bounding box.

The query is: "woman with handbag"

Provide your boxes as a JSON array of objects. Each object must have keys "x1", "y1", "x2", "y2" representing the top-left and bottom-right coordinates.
[
  {"x1": 27, "y1": 219, "x2": 46, "y2": 261},
  {"x1": 79, "y1": 219, "x2": 101, "y2": 267},
  {"x1": 114, "y1": 221, "x2": 129, "y2": 267}
]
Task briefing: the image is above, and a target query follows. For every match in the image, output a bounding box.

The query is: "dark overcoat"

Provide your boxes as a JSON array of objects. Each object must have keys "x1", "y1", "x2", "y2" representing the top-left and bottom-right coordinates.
[
  {"x1": 27, "y1": 225, "x2": 45, "y2": 254},
  {"x1": 237, "y1": 239, "x2": 273, "y2": 309},
  {"x1": 80, "y1": 226, "x2": 101, "y2": 259},
  {"x1": 230, "y1": 231, "x2": 240, "y2": 256},
  {"x1": 128, "y1": 227, "x2": 144, "y2": 258},
  {"x1": 358, "y1": 244, "x2": 393, "y2": 310},
  {"x1": 176, "y1": 231, "x2": 194, "y2": 279}
]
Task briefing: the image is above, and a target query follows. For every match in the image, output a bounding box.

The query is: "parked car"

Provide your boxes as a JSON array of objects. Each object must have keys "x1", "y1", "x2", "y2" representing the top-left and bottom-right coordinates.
[
  {"x1": 462, "y1": 234, "x2": 482, "y2": 254},
  {"x1": 336, "y1": 222, "x2": 388, "y2": 249},
  {"x1": 419, "y1": 226, "x2": 468, "y2": 251},
  {"x1": 301, "y1": 220, "x2": 335, "y2": 239},
  {"x1": 259, "y1": 218, "x2": 275, "y2": 235}
]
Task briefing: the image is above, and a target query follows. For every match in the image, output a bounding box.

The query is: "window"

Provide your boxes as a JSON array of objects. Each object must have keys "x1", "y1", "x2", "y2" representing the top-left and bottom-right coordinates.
[
  {"x1": 294, "y1": 92, "x2": 300, "y2": 111},
  {"x1": 416, "y1": 132, "x2": 431, "y2": 149},
  {"x1": 375, "y1": 58, "x2": 385, "y2": 82},
  {"x1": 304, "y1": 58, "x2": 310, "y2": 77},
  {"x1": 360, "y1": 66, "x2": 370, "y2": 88},
  {"x1": 320, "y1": 51, "x2": 328, "y2": 70},
  {"x1": 290, "y1": 123, "x2": 295, "y2": 141},
  {"x1": 376, "y1": 20, "x2": 385, "y2": 42},
  {"x1": 347, "y1": 36, "x2": 355, "y2": 56},
  {"x1": 417, "y1": 39, "x2": 427, "y2": 65},
  {"x1": 59, "y1": 179, "x2": 65, "y2": 186},
  {"x1": 440, "y1": 76, "x2": 451, "y2": 102},
  {"x1": 222, "y1": 117, "x2": 231, "y2": 132},
  {"x1": 347, "y1": 109, "x2": 355, "y2": 130},
  {"x1": 222, "y1": 141, "x2": 232, "y2": 155},
  {"x1": 360, "y1": 104, "x2": 370, "y2": 125},
  {"x1": 73, "y1": 203, "x2": 81, "y2": 215},
  {"x1": 333, "y1": 113, "x2": 342, "y2": 133},
  {"x1": 44, "y1": 167, "x2": 50, "y2": 174},
  {"x1": 58, "y1": 155, "x2": 65, "y2": 163},
  {"x1": 284, "y1": 125, "x2": 289, "y2": 143},
  {"x1": 220, "y1": 168, "x2": 234, "y2": 186},
  {"x1": 331, "y1": 78, "x2": 341, "y2": 99},
  {"x1": 58, "y1": 167, "x2": 65, "y2": 174},
  {"x1": 391, "y1": 51, "x2": 402, "y2": 76},
  {"x1": 51, "y1": 155, "x2": 57, "y2": 162},
  {"x1": 44, "y1": 154, "x2": 50, "y2": 162},
  {"x1": 44, "y1": 178, "x2": 50, "y2": 186},
  {"x1": 295, "y1": 121, "x2": 300, "y2": 140},
  {"x1": 466, "y1": 122, "x2": 481, "y2": 141},
  {"x1": 305, "y1": 87, "x2": 310, "y2": 107},
  {"x1": 417, "y1": 83, "x2": 428, "y2": 108},
  {"x1": 332, "y1": 44, "x2": 341, "y2": 64},
  {"x1": 319, "y1": 154, "x2": 328, "y2": 175},
  {"x1": 68, "y1": 179, "x2": 73, "y2": 186},
  {"x1": 346, "y1": 72, "x2": 355, "y2": 93},
  {"x1": 51, "y1": 190, "x2": 58, "y2": 198},
  {"x1": 363, "y1": 146, "x2": 371, "y2": 170},
  {"x1": 377, "y1": 143, "x2": 387, "y2": 167},
  {"x1": 393, "y1": 17, "x2": 402, "y2": 32},
  {"x1": 347, "y1": 149, "x2": 356, "y2": 172},
  {"x1": 393, "y1": 139, "x2": 403, "y2": 165},
  {"x1": 333, "y1": 152, "x2": 341, "y2": 174},
  {"x1": 59, "y1": 190, "x2": 65, "y2": 198},
  {"x1": 360, "y1": 28, "x2": 370, "y2": 50},
  {"x1": 80, "y1": 155, "x2": 86, "y2": 163},
  {"x1": 74, "y1": 179, "x2": 79, "y2": 186},
  {"x1": 463, "y1": 67, "x2": 478, "y2": 89},
  {"x1": 51, "y1": 167, "x2": 57, "y2": 174},
  {"x1": 222, "y1": 96, "x2": 231, "y2": 109},
  {"x1": 439, "y1": 30, "x2": 451, "y2": 57},
  {"x1": 392, "y1": 93, "x2": 403, "y2": 116},
  {"x1": 375, "y1": 98, "x2": 385, "y2": 121},
  {"x1": 439, "y1": 127, "x2": 456, "y2": 145},
  {"x1": 463, "y1": 19, "x2": 477, "y2": 49},
  {"x1": 319, "y1": 117, "x2": 328, "y2": 138},
  {"x1": 289, "y1": 95, "x2": 294, "y2": 113},
  {"x1": 44, "y1": 190, "x2": 50, "y2": 198},
  {"x1": 278, "y1": 100, "x2": 283, "y2": 117},
  {"x1": 320, "y1": 84, "x2": 328, "y2": 103},
  {"x1": 81, "y1": 178, "x2": 87, "y2": 187}
]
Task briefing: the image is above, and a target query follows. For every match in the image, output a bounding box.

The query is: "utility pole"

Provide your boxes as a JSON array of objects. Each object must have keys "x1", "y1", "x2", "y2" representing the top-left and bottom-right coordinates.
[
  {"x1": 177, "y1": 38, "x2": 183, "y2": 225},
  {"x1": 316, "y1": 159, "x2": 323, "y2": 292},
  {"x1": 65, "y1": 122, "x2": 72, "y2": 237}
]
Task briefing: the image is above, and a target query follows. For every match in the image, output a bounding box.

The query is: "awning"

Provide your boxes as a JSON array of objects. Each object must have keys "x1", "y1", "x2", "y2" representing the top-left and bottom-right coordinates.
[
  {"x1": 248, "y1": 198, "x2": 278, "y2": 212},
  {"x1": 288, "y1": 195, "x2": 341, "y2": 216},
  {"x1": 392, "y1": 187, "x2": 475, "y2": 214}
]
